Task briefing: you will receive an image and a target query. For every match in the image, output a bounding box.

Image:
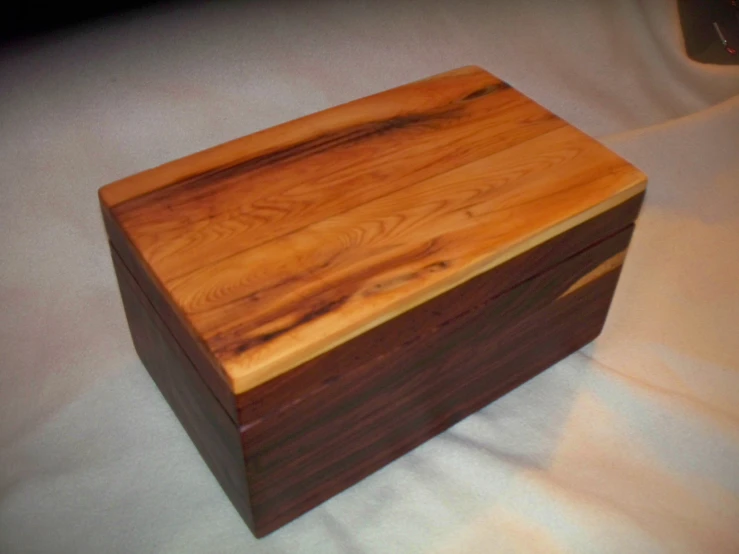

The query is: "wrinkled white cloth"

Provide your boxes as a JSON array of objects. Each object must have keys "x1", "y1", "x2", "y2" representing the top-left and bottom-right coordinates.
[{"x1": 1, "y1": 1, "x2": 738, "y2": 553}]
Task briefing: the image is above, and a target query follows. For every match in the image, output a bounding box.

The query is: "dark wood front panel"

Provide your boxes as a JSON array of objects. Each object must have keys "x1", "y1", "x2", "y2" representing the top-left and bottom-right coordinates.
[
  {"x1": 111, "y1": 248, "x2": 254, "y2": 530},
  {"x1": 236, "y1": 193, "x2": 643, "y2": 423},
  {"x1": 241, "y1": 224, "x2": 633, "y2": 536}
]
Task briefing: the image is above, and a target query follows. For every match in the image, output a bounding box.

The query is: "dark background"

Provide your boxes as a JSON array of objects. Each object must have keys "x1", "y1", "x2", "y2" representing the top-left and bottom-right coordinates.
[
  {"x1": 4, "y1": 0, "x2": 738, "y2": 65},
  {"x1": 678, "y1": 0, "x2": 739, "y2": 64},
  {"x1": 1, "y1": 1, "x2": 166, "y2": 41}
]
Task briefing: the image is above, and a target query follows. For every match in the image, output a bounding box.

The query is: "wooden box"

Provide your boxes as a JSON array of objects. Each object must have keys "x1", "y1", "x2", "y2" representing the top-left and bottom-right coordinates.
[{"x1": 99, "y1": 66, "x2": 646, "y2": 537}]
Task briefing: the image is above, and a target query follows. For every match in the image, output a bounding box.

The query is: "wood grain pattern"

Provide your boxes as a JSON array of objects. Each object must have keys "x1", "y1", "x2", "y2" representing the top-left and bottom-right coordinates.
[
  {"x1": 100, "y1": 65, "x2": 646, "y2": 395},
  {"x1": 234, "y1": 192, "x2": 644, "y2": 424},
  {"x1": 239, "y1": 222, "x2": 632, "y2": 536},
  {"x1": 111, "y1": 247, "x2": 253, "y2": 528},
  {"x1": 103, "y1": 207, "x2": 239, "y2": 421},
  {"x1": 561, "y1": 251, "x2": 626, "y2": 297},
  {"x1": 100, "y1": 66, "x2": 499, "y2": 207},
  {"x1": 114, "y1": 81, "x2": 555, "y2": 282},
  {"x1": 107, "y1": 192, "x2": 640, "y2": 537},
  {"x1": 192, "y1": 125, "x2": 641, "y2": 395}
]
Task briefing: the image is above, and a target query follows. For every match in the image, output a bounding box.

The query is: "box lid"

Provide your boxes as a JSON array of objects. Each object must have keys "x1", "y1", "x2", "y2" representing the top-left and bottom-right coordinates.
[{"x1": 100, "y1": 66, "x2": 646, "y2": 396}]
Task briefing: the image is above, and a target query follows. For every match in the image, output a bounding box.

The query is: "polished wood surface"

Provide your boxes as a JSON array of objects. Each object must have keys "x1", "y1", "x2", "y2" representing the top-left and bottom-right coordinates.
[
  {"x1": 234, "y1": 193, "x2": 644, "y2": 423},
  {"x1": 109, "y1": 194, "x2": 642, "y2": 537},
  {"x1": 103, "y1": 208, "x2": 239, "y2": 421},
  {"x1": 102, "y1": 65, "x2": 647, "y2": 536},
  {"x1": 239, "y1": 210, "x2": 636, "y2": 536},
  {"x1": 111, "y1": 248, "x2": 253, "y2": 528},
  {"x1": 100, "y1": 65, "x2": 646, "y2": 395}
]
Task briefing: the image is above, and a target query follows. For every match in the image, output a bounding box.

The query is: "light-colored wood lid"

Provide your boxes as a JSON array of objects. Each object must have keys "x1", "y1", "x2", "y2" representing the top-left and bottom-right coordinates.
[{"x1": 101, "y1": 66, "x2": 646, "y2": 395}]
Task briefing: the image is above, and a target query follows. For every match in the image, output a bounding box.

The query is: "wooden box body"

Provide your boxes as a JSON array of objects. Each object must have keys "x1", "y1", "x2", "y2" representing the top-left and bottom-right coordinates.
[{"x1": 100, "y1": 66, "x2": 646, "y2": 537}]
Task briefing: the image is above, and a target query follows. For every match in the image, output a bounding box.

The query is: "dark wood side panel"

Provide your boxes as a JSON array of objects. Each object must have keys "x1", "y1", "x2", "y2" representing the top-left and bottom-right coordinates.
[
  {"x1": 103, "y1": 206, "x2": 239, "y2": 422},
  {"x1": 240, "y1": 224, "x2": 633, "y2": 536},
  {"x1": 110, "y1": 247, "x2": 254, "y2": 532}
]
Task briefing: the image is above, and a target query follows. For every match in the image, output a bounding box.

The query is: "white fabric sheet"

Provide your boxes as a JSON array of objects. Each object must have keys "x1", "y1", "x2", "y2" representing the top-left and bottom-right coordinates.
[{"x1": 1, "y1": 1, "x2": 738, "y2": 552}]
